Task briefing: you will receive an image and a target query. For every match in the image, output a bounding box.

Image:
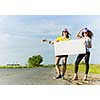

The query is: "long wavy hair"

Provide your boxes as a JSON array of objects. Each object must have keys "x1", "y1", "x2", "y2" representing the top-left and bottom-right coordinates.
[{"x1": 82, "y1": 30, "x2": 93, "y2": 39}]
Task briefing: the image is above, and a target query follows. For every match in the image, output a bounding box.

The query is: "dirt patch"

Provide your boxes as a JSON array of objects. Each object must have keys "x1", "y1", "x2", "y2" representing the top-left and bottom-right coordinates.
[{"x1": 63, "y1": 70, "x2": 100, "y2": 85}]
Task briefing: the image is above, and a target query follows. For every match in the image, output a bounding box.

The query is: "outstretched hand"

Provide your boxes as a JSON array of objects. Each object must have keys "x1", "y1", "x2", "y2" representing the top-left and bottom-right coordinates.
[
  {"x1": 42, "y1": 39, "x2": 48, "y2": 42},
  {"x1": 42, "y1": 39, "x2": 53, "y2": 44}
]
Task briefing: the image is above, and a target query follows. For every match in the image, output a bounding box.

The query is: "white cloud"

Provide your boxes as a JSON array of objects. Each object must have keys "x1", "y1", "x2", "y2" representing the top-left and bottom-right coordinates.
[
  {"x1": 26, "y1": 20, "x2": 73, "y2": 36},
  {"x1": 92, "y1": 19, "x2": 100, "y2": 31},
  {"x1": 0, "y1": 16, "x2": 73, "y2": 39},
  {"x1": 0, "y1": 32, "x2": 11, "y2": 42},
  {"x1": 0, "y1": 16, "x2": 9, "y2": 23}
]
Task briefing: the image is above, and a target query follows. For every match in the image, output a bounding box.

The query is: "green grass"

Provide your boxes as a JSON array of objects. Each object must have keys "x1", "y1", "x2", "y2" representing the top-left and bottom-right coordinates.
[
  {"x1": 0, "y1": 64, "x2": 100, "y2": 74},
  {"x1": 66, "y1": 64, "x2": 100, "y2": 74},
  {"x1": 0, "y1": 64, "x2": 54, "y2": 68},
  {"x1": 0, "y1": 66, "x2": 31, "y2": 68}
]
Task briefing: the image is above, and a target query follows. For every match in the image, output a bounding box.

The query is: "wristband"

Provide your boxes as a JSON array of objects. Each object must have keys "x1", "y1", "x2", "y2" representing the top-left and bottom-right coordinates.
[{"x1": 49, "y1": 41, "x2": 51, "y2": 44}]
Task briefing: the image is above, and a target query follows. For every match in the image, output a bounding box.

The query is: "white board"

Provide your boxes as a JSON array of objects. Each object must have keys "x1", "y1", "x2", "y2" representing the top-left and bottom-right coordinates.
[{"x1": 54, "y1": 39, "x2": 86, "y2": 56}]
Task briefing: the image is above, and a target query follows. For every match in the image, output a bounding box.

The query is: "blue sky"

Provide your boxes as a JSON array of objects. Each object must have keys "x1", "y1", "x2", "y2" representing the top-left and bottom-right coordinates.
[{"x1": 0, "y1": 15, "x2": 99, "y2": 65}]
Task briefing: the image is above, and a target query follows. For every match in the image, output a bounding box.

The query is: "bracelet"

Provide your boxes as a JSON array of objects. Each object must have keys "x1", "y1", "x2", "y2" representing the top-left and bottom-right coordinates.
[{"x1": 49, "y1": 41, "x2": 51, "y2": 44}]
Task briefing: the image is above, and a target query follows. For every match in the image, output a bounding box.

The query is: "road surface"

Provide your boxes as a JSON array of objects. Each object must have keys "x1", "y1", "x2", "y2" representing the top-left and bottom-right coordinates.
[
  {"x1": 0, "y1": 68, "x2": 100, "y2": 85},
  {"x1": 0, "y1": 68, "x2": 67, "y2": 85}
]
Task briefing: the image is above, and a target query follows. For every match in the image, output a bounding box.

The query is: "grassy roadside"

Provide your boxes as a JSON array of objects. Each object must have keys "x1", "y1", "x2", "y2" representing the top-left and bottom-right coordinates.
[
  {"x1": 0, "y1": 64, "x2": 100, "y2": 74},
  {"x1": 66, "y1": 64, "x2": 100, "y2": 74},
  {"x1": 0, "y1": 65, "x2": 54, "y2": 68},
  {"x1": 0, "y1": 66, "x2": 30, "y2": 68}
]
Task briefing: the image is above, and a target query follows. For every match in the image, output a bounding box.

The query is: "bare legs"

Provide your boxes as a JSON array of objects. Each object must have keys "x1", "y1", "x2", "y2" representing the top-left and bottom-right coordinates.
[
  {"x1": 54, "y1": 56, "x2": 67, "y2": 79},
  {"x1": 62, "y1": 57, "x2": 67, "y2": 77},
  {"x1": 55, "y1": 57, "x2": 61, "y2": 76}
]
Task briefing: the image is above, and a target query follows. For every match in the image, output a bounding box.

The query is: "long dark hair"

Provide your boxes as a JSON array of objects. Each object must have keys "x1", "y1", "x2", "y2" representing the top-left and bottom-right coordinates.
[
  {"x1": 87, "y1": 30, "x2": 93, "y2": 39},
  {"x1": 82, "y1": 30, "x2": 93, "y2": 39},
  {"x1": 62, "y1": 31, "x2": 70, "y2": 38}
]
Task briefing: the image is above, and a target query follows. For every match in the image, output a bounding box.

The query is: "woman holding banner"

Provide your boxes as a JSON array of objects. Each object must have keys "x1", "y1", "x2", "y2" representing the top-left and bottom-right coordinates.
[
  {"x1": 73, "y1": 28, "x2": 93, "y2": 81},
  {"x1": 43, "y1": 28, "x2": 71, "y2": 79}
]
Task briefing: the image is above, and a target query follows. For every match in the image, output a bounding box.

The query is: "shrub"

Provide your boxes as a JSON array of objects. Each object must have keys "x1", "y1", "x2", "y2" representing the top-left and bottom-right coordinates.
[{"x1": 27, "y1": 55, "x2": 43, "y2": 67}]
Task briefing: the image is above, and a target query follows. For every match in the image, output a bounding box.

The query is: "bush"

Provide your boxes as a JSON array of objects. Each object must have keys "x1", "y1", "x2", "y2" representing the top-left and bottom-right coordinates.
[{"x1": 27, "y1": 55, "x2": 43, "y2": 67}]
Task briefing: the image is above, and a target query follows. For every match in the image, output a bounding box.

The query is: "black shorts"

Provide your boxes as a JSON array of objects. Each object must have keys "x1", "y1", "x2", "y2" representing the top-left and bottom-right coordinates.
[{"x1": 56, "y1": 55, "x2": 68, "y2": 58}]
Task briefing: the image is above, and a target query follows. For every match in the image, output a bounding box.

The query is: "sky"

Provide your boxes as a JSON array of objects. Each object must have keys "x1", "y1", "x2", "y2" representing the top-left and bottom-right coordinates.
[{"x1": 0, "y1": 15, "x2": 100, "y2": 65}]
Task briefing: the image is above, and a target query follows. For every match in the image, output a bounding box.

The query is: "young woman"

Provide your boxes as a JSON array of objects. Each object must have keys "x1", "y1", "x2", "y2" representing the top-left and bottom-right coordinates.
[
  {"x1": 73, "y1": 28, "x2": 93, "y2": 81},
  {"x1": 43, "y1": 28, "x2": 71, "y2": 79}
]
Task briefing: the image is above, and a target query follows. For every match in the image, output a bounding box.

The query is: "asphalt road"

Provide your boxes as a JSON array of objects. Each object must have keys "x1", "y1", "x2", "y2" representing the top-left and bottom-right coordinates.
[
  {"x1": 0, "y1": 68, "x2": 67, "y2": 85},
  {"x1": 0, "y1": 68, "x2": 100, "y2": 85}
]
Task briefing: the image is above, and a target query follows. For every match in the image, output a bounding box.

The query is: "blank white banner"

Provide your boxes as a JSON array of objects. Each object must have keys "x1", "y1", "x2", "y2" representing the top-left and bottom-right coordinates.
[{"x1": 54, "y1": 39, "x2": 86, "y2": 56}]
